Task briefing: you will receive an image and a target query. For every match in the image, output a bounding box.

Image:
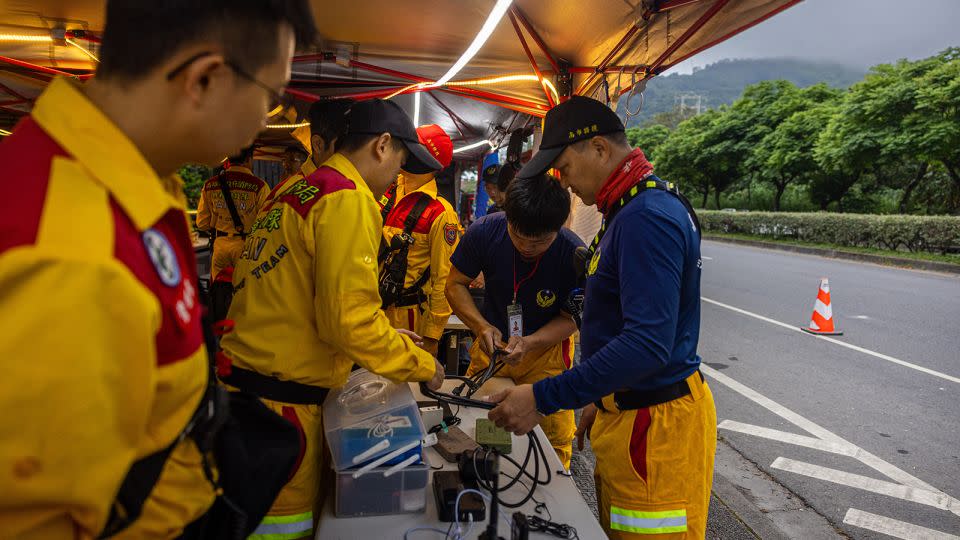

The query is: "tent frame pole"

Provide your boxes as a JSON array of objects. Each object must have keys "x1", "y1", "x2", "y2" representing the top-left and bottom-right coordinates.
[
  {"x1": 616, "y1": 0, "x2": 731, "y2": 97},
  {"x1": 574, "y1": 24, "x2": 640, "y2": 96},
  {"x1": 509, "y1": 7, "x2": 560, "y2": 72},
  {"x1": 508, "y1": 10, "x2": 555, "y2": 107}
]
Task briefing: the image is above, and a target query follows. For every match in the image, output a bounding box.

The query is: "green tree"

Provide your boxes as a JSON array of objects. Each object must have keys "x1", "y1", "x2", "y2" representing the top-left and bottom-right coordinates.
[
  {"x1": 912, "y1": 48, "x2": 960, "y2": 212},
  {"x1": 752, "y1": 85, "x2": 841, "y2": 210},
  {"x1": 626, "y1": 124, "x2": 670, "y2": 160},
  {"x1": 815, "y1": 49, "x2": 960, "y2": 213},
  {"x1": 655, "y1": 113, "x2": 712, "y2": 207},
  {"x1": 179, "y1": 164, "x2": 213, "y2": 209}
]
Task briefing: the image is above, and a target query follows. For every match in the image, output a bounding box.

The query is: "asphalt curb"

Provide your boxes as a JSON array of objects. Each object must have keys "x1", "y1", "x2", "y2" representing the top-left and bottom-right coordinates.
[
  {"x1": 703, "y1": 235, "x2": 960, "y2": 275},
  {"x1": 711, "y1": 438, "x2": 847, "y2": 539}
]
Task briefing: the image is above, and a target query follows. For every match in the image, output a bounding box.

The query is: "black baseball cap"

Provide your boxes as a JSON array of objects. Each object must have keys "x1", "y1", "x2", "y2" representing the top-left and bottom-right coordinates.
[
  {"x1": 344, "y1": 99, "x2": 442, "y2": 173},
  {"x1": 517, "y1": 96, "x2": 625, "y2": 179},
  {"x1": 482, "y1": 163, "x2": 501, "y2": 184}
]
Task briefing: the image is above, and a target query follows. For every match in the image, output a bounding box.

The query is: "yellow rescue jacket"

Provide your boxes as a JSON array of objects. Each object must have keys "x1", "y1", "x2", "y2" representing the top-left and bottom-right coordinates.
[
  {"x1": 195, "y1": 166, "x2": 268, "y2": 236},
  {"x1": 379, "y1": 176, "x2": 461, "y2": 340},
  {"x1": 0, "y1": 78, "x2": 212, "y2": 538},
  {"x1": 221, "y1": 153, "x2": 436, "y2": 388}
]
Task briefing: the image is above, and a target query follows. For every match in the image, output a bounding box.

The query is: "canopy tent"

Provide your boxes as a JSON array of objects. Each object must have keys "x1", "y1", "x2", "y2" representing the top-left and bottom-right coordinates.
[{"x1": 0, "y1": 0, "x2": 802, "y2": 157}]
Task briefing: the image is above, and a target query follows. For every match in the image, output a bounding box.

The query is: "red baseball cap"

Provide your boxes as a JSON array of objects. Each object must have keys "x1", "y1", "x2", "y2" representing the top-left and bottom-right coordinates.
[{"x1": 407, "y1": 124, "x2": 453, "y2": 173}]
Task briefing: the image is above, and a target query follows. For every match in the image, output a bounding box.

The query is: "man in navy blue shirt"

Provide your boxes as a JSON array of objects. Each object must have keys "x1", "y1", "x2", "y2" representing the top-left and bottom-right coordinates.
[
  {"x1": 488, "y1": 97, "x2": 716, "y2": 539},
  {"x1": 446, "y1": 173, "x2": 584, "y2": 468}
]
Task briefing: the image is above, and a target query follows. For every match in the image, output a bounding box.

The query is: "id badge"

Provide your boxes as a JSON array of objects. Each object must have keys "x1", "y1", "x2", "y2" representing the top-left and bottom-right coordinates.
[{"x1": 507, "y1": 303, "x2": 524, "y2": 338}]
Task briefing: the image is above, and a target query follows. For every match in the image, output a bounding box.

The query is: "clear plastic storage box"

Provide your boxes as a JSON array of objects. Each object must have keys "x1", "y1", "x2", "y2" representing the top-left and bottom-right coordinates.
[
  {"x1": 334, "y1": 459, "x2": 429, "y2": 517},
  {"x1": 323, "y1": 369, "x2": 426, "y2": 471}
]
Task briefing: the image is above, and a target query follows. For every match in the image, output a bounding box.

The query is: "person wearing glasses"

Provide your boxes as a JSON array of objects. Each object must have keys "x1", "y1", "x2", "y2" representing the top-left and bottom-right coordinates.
[{"x1": 0, "y1": 1, "x2": 316, "y2": 539}]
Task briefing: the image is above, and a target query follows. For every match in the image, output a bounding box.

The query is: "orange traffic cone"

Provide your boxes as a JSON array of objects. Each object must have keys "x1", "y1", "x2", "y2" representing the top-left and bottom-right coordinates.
[{"x1": 801, "y1": 278, "x2": 842, "y2": 335}]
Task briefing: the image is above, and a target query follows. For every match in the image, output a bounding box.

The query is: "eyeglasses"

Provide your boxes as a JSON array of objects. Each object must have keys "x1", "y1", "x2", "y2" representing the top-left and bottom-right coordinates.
[{"x1": 166, "y1": 52, "x2": 293, "y2": 117}]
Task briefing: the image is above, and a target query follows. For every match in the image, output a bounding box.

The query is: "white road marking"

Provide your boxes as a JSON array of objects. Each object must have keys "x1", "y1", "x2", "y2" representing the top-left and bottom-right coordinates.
[
  {"x1": 703, "y1": 364, "x2": 957, "y2": 507},
  {"x1": 718, "y1": 420, "x2": 855, "y2": 456},
  {"x1": 772, "y1": 457, "x2": 958, "y2": 512},
  {"x1": 702, "y1": 256, "x2": 714, "y2": 260},
  {"x1": 850, "y1": 315, "x2": 870, "y2": 320},
  {"x1": 701, "y1": 296, "x2": 960, "y2": 385},
  {"x1": 843, "y1": 509, "x2": 960, "y2": 540}
]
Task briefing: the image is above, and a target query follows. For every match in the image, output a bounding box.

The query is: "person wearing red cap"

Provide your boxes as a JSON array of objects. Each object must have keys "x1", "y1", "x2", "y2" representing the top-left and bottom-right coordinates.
[{"x1": 378, "y1": 124, "x2": 462, "y2": 357}]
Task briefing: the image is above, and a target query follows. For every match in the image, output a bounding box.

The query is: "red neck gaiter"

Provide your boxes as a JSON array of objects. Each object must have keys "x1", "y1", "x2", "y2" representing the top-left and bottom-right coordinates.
[{"x1": 595, "y1": 148, "x2": 654, "y2": 216}]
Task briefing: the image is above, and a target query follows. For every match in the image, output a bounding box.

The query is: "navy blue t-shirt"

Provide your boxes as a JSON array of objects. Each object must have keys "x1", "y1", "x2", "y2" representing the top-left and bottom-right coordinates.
[
  {"x1": 534, "y1": 188, "x2": 702, "y2": 414},
  {"x1": 450, "y1": 213, "x2": 585, "y2": 338}
]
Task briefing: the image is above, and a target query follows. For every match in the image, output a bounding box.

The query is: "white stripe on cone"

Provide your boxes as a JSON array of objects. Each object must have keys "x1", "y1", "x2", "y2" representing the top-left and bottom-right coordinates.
[{"x1": 814, "y1": 298, "x2": 832, "y2": 320}]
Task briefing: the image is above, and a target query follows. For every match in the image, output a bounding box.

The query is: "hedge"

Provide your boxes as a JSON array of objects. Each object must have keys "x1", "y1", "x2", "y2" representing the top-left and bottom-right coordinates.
[{"x1": 699, "y1": 211, "x2": 960, "y2": 254}]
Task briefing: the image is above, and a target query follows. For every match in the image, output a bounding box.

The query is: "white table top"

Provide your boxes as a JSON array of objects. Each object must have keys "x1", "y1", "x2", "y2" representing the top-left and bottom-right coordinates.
[
  {"x1": 444, "y1": 314, "x2": 470, "y2": 331},
  {"x1": 316, "y1": 378, "x2": 604, "y2": 539}
]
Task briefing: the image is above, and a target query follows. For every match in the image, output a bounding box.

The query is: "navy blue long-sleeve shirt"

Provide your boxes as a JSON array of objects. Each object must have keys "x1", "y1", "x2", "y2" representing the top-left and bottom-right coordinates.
[{"x1": 533, "y1": 188, "x2": 702, "y2": 414}]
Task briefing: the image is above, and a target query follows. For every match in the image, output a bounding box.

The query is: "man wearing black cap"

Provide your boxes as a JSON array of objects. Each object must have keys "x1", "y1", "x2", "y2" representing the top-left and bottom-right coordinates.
[
  {"x1": 219, "y1": 98, "x2": 444, "y2": 538},
  {"x1": 482, "y1": 163, "x2": 507, "y2": 214},
  {"x1": 486, "y1": 96, "x2": 715, "y2": 539}
]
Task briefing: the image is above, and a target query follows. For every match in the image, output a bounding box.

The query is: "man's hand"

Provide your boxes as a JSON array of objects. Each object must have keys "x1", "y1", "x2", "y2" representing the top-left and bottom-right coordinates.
[
  {"x1": 576, "y1": 403, "x2": 598, "y2": 451},
  {"x1": 477, "y1": 324, "x2": 507, "y2": 357},
  {"x1": 422, "y1": 337, "x2": 440, "y2": 357},
  {"x1": 502, "y1": 335, "x2": 529, "y2": 366},
  {"x1": 396, "y1": 328, "x2": 424, "y2": 347},
  {"x1": 486, "y1": 384, "x2": 541, "y2": 436},
  {"x1": 427, "y1": 358, "x2": 445, "y2": 391}
]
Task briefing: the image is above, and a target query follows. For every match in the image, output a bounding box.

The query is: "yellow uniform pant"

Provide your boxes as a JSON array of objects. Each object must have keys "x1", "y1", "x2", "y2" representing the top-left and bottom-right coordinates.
[
  {"x1": 248, "y1": 399, "x2": 325, "y2": 540},
  {"x1": 467, "y1": 339, "x2": 576, "y2": 469},
  {"x1": 591, "y1": 371, "x2": 716, "y2": 539},
  {"x1": 384, "y1": 304, "x2": 426, "y2": 338},
  {"x1": 211, "y1": 235, "x2": 244, "y2": 282}
]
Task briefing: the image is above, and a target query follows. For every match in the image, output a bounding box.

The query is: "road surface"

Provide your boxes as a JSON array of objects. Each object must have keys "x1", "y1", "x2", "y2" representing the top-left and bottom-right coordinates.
[{"x1": 699, "y1": 240, "x2": 960, "y2": 539}]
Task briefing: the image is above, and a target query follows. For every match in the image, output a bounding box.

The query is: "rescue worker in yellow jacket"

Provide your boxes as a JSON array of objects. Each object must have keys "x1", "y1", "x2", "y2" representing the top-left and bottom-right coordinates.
[
  {"x1": 0, "y1": 1, "x2": 315, "y2": 538},
  {"x1": 265, "y1": 99, "x2": 354, "y2": 204},
  {"x1": 219, "y1": 99, "x2": 445, "y2": 540},
  {"x1": 196, "y1": 144, "x2": 269, "y2": 282},
  {"x1": 379, "y1": 124, "x2": 461, "y2": 357},
  {"x1": 488, "y1": 97, "x2": 715, "y2": 539},
  {"x1": 446, "y1": 174, "x2": 583, "y2": 469}
]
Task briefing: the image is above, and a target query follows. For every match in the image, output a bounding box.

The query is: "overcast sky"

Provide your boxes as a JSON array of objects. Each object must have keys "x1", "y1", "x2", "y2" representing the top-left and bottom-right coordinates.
[{"x1": 669, "y1": 0, "x2": 960, "y2": 74}]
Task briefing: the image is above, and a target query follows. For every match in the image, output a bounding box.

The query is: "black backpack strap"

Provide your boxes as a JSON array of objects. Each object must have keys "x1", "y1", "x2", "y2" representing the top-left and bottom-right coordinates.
[
  {"x1": 99, "y1": 303, "x2": 229, "y2": 538},
  {"x1": 217, "y1": 173, "x2": 245, "y2": 235},
  {"x1": 98, "y1": 439, "x2": 179, "y2": 538},
  {"x1": 402, "y1": 193, "x2": 433, "y2": 236},
  {"x1": 379, "y1": 182, "x2": 399, "y2": 222},
  {"x1": 379, "y1": 193, "x2": 435, "y2": 308}
]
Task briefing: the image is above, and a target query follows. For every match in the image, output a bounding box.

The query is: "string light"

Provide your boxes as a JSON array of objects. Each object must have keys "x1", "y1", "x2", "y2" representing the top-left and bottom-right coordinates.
[
  {"x1": 0, "y1": 33, "x2": 52, "y2": 43},
  {"x1": 65, "y1": 37, "x2": 98, "y2": 62},
  {"x1": 447, "y1": 74, "x2": 559, "y2": 103},
  {"x1": 413, "y1": 91, "x2": 421, "y2": 126},
  {"x1": 0, "y1": 128, "x2": 12, "y2": 136},
  {"x1": 433, "y1": 0, "x2": 513, "y2": 87},
  {"x1": 385, "y1": 74, "x2": 558, "y2": 104},
  {"x1": 266, "y1": 121, "x2": 310, "y2": 129},
  {"x1": 452, "y1": 139, "x2": 495, "y2": 154}
]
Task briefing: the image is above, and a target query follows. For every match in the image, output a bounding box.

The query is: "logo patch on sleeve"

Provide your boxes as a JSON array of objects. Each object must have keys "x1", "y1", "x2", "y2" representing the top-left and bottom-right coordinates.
[
  {"x1": 443, "y1": 223, "x2": 458, "y2": 246},
  {"x1": 142, "y1": 228, "x2": 181, "y2": 287}
]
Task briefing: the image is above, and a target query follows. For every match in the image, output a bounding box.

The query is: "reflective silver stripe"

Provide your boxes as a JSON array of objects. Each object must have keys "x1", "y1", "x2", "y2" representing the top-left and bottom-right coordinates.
[
  {"x1": 250, "y1": 517, "x2": 314, "y2": 535},
  {"x1": 610, "y1": 513, "x2": 687, "y2": 531}
]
